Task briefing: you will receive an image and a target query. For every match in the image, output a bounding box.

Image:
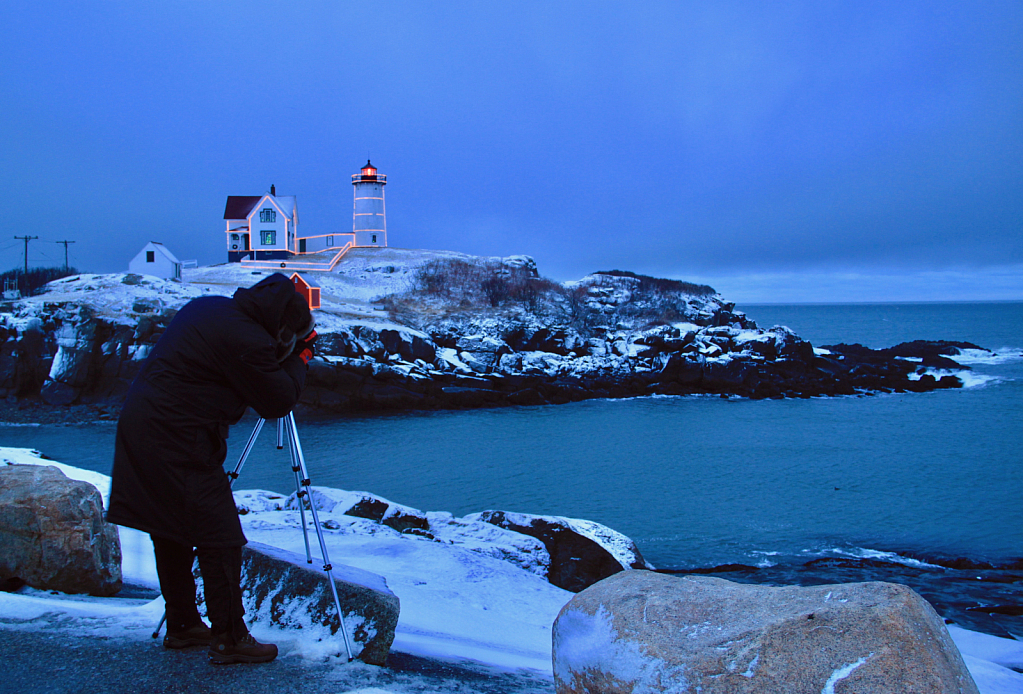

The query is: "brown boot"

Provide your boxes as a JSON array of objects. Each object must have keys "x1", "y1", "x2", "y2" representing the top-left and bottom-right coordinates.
[
  {"x1": 208, "y1": 632, "x2": 278, "y2": 664},
  {"x1": 163, "y1": 623, "x2": 213, "y2": 649}
]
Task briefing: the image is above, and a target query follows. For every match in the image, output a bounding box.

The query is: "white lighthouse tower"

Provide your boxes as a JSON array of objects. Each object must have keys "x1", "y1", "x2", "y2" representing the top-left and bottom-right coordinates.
[{"x1": 352, "y1": 160, "x2": 387, "y2": 247}]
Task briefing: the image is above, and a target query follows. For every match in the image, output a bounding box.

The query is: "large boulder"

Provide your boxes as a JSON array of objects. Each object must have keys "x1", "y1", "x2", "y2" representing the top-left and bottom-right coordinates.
[
  {"x1": 553, "y1": 571, "x2": 978, "y2": 694},
  {"x1": 470, "y1": 510, "x2": 652, "y2": 592},
  {"x1": 198, "y1": 541, "x2": 399, "y2": 665},
  {"x1": 0, "y1": 464, "x2": 122, "y2": 596}
]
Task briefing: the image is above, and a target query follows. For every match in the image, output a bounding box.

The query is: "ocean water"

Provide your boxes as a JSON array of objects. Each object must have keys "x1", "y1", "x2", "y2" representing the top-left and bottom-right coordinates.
[{"x1": 4, "y1": 302, "x2": 1022, "y2": 635}]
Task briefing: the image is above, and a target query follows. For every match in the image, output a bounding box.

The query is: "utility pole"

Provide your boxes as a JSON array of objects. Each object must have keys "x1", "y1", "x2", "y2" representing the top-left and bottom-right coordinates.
[
  {"x1": 55, "y1": 240, "x2": 76, "y2": 272},
  {"x1": 14, "y1": 236, "x2": 38, "y2": 291}
]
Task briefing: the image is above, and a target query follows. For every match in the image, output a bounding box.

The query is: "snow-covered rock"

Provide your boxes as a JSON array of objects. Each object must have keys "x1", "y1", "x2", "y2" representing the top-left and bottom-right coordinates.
[
  {"x1": 470, "y1": 510, "x2": 654, "y2": 592},
  {"x1": 223, "y1": 541, "x2": 399, "y2": 665},
  {"x1": 553, "y1": 571, "x2": 980, "y2": 694}
]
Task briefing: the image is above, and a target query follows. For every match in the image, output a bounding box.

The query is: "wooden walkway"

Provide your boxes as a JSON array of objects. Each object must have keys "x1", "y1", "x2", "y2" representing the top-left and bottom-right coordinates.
[{"x1": 240, "y1": 241, "x2": 354, "y2": 272}]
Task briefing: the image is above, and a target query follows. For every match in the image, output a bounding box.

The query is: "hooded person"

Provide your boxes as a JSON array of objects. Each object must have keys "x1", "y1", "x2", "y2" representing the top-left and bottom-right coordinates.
[{"x1": 107, "y1": 273, "x2": 316, "y2": 664}]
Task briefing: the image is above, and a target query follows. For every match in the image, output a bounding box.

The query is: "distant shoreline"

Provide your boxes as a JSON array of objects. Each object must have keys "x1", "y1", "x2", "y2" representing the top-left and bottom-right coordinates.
[{"x1": 0, "y1": 400, "x2": 119, "y2": 426}]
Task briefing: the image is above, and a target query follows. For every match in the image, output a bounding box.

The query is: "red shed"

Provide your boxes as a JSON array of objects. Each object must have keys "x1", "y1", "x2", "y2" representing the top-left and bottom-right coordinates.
[{"x1": 290, "y1": 272, "x2": 321, "y2": 309}]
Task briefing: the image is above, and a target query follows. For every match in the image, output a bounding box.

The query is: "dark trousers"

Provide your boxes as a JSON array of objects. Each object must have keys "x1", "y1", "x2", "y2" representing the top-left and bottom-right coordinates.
[{"x1": 151, "y1": 535, "x2": 247, "y2": 641}]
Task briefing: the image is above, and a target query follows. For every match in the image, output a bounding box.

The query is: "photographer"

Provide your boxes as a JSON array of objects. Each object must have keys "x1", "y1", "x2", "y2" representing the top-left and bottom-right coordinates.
[{"x1": 107, "y1": 273, "x2": 316, "y2": 664}]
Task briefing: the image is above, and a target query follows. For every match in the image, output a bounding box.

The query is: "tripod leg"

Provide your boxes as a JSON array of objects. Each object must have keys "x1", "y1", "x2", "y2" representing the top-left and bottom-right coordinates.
[
  {"x1": 285, "y1": 413, "x2": 354, "y2": 662},
  {"x1": 152, "y1": 611, "x2": 167, "y2": 639},
  {"x1": 228, "y1": 417, "x2": 266, "y2": 488},
  {"x1": 282, "y1": 418, "x2": 314, "y2": 564}
]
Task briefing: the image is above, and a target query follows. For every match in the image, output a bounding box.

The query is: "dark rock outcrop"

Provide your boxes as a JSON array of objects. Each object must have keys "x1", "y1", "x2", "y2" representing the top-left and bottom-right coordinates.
[
  {"x1": 0, "y1": 464, "x2": 122, "y2": 596},
  {"x1": 471, "y1": 510, "x2": 652, "y2": 592},
  {"x1": 291, "y1": 487, "x2": 430, "y2": 534},
  {"x1": 0, "y1": 271, "x2": 982, "y2": 418}
]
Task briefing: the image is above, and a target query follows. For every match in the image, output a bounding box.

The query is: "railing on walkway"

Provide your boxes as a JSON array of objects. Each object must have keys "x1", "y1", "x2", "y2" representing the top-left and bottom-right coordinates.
[{"x1": 240, "y1": 241, "x2": 354, "y2": 272}]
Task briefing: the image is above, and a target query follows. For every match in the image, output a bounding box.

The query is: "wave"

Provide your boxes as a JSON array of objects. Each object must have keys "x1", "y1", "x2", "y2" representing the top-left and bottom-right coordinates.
[
  {"x1": 907, "y1": 367, "x2": 1000, "y2": 389},
  {"x1": 954, "y1": 348, "x2": 1023, "y2": 365},
  {"x1": 810, "y1": 546, "x2": 945, "y2": 570}
]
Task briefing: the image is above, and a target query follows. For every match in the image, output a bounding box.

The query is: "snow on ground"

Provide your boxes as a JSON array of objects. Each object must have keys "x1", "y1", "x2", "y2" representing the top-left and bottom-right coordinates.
[
  {"x1": 7, "y1": 248, "x2": 490, "y2": 332},
  {"x1": 0, "y1": 249, "x2": 479, "y2": 347},
  {"x1": 3, "y1": 448, "x2": 1022, "y2": 694},
  {"x1": 0, "y1": 449, "x2": 568, "y2": 677},
  {"x1": 6, "y1": 273, "x2": 208, "y2": 329},
  {"x1": 182, "y1": 247, "x2": 499, "y2": 307}
]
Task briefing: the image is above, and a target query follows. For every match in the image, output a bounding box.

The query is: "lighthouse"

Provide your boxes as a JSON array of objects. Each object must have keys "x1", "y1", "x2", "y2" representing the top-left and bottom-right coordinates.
[{"x1": 352, "y1": 160, "x2": 387, "y2": 247}]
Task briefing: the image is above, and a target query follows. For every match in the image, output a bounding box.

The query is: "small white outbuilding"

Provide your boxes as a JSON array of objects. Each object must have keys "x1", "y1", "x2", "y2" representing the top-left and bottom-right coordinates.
[{"x1": 129, "y1": 242, "x2": 182, "y2": 280}]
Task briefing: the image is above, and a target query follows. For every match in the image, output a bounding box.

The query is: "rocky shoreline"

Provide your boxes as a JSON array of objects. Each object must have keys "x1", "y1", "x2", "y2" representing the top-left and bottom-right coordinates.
[{"x1": 0, "y1": 255, "x2": 986, "y2": 421}]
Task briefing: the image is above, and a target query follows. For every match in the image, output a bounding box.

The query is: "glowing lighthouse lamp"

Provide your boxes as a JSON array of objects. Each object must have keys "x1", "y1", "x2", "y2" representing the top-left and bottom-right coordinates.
[{"x1": 352, "y1": 160, "x2": 387, "y2": 247}]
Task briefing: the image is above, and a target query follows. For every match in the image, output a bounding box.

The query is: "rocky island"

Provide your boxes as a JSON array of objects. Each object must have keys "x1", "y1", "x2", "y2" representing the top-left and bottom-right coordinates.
[
  {"x1": 0, "y1": 248, "x2": 982, "y2": 419},
  {"x1": 0, "y1": 248, "x2": 981, "y2": 420}
]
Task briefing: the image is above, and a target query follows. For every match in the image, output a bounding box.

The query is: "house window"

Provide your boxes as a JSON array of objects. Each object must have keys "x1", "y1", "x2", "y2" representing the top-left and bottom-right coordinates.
[
  {"x1": 261, "y1": 230, "x2": 276, "y2": 246},
  {"x1": 146, "y1": 251, "x2": 155, "y2": 263},
  {"x1": 326, "y1": 235, "x2": 333, "y2": 247},
  {"x1": 260, "y1": 208, "x2": 276, "y2": 223}
]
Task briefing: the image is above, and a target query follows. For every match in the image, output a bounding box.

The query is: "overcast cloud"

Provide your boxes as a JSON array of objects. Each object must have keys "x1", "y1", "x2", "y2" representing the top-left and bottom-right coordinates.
[{"x1": 2, "y1": 1, "x2": 1020, "y2": 301}]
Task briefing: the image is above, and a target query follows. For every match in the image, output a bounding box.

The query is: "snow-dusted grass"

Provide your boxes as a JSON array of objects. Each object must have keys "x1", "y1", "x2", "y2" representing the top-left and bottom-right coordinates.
[{"x1": 2, "y1": 447, "x2": 1021, "y2": 694}]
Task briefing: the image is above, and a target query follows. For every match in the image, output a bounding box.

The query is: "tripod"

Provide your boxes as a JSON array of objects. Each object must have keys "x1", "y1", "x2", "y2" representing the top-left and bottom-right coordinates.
[{"x1": 152, "y1": 412, "x2": 354, "y2": 662}]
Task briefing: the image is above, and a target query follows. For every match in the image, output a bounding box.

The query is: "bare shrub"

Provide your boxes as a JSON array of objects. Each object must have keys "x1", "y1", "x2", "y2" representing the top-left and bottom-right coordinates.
[
  {"x1": 593, "y1": 270, "x2": 716, "y2": 297},
  {"x1": 382, "y1": 258, "x2": 720, "y2": 338},
  {"x1": 481, "y1": 276, "x2": 510, "y2": 307},
  {"x1": 1, "y1": 266, "x2": 81, "y2": 296}
]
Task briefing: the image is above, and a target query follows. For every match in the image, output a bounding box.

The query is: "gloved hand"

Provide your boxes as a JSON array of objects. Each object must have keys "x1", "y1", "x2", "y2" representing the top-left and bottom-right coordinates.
[{"x1": 294, "y1": 330, "x2": 317, "y2": 365}]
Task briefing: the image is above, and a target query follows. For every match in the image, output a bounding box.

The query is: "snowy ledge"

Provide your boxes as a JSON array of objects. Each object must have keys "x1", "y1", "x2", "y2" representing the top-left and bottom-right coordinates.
[{"x1": 1, "y1": 447, "x2": 1021, "y2": 693}]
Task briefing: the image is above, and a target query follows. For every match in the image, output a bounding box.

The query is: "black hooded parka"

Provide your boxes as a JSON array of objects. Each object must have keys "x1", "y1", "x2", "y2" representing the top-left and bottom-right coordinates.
[{"x1": 107, "y1": 274, "x2": 307, "y2": 548}]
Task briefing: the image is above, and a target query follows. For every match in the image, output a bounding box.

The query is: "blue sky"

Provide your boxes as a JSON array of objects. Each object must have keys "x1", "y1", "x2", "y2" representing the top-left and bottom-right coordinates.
[{"x1": 2, "y1": 1, "x2": 1020, "y2": 302}]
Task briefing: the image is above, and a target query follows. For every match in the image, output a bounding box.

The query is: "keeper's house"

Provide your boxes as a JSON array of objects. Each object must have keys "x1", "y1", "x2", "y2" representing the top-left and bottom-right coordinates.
[{"x1": 224, "y1": 185, "x2": 299, "y2": 263}]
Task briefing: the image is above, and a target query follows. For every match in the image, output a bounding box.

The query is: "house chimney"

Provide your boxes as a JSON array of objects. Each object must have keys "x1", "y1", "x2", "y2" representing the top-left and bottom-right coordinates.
[{"x1": 270, "y1": 184, "x2": 276, "y2": 196}]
